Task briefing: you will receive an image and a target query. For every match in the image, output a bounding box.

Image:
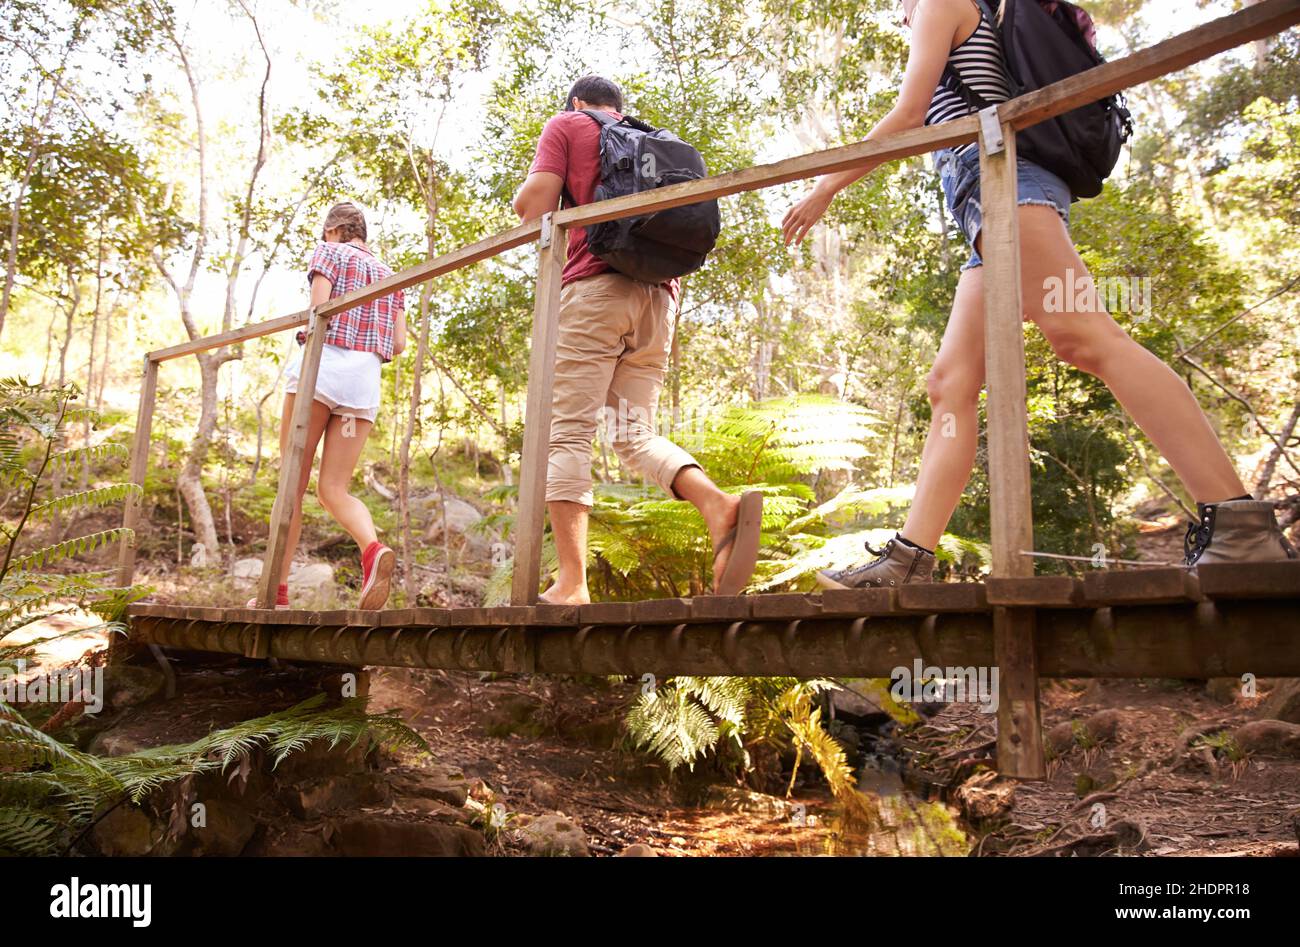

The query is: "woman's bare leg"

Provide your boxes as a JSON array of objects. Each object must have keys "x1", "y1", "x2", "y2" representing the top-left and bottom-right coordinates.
[
  {"x1": 316, "y1": 413, "x2": 379, "y2": 550},
  {"x1": 899, "y1": 268, "x2": 987, "y2": 550},
  {"x1": 275, "y1": 394, "x2": 331, "y2": 587},
  {"x1": 897, "y1": 204, "x2": 1242, "y2": 556},
  {"x1": 1017, "y1": 205, "x2": 1245, "y2": 503}
]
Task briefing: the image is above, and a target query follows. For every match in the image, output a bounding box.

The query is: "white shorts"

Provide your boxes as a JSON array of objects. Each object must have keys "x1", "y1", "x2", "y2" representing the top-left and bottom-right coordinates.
[{"x1": 285, "y1": 343, "x2": 382, "y2": 423}]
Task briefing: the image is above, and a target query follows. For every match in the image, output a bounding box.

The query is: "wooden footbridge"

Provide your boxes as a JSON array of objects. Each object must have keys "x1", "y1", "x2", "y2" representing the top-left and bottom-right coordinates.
[{"x1": 118, "y1": 1, "x2": 1300, "y2": 779}]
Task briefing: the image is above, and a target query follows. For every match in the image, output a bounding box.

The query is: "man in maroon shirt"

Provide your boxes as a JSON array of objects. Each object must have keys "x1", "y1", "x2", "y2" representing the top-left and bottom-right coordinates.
[{"x1": 513, "y1": 75, "x2": 761, "y2": 605}]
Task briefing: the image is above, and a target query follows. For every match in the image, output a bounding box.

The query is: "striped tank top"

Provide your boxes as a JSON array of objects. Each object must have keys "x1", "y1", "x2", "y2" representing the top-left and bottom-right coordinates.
[{"x1": 924, "y1": 3, "x2": 1012, "y2": 155}]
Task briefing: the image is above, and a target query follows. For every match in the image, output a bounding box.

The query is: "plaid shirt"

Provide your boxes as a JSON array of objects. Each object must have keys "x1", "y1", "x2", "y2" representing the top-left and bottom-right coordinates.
[{"x1": 307, "y1": 242, "x2": 404, "y2": 362}]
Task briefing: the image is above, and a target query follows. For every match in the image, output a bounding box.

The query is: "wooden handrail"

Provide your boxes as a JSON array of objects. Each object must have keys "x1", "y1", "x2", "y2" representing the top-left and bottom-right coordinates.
[
  {"x1": 147, "y1": 218, "x2": 544, "y2": 363},
  {"x1": 554, "y1": 116, "x2": 980, "y2": 228}
]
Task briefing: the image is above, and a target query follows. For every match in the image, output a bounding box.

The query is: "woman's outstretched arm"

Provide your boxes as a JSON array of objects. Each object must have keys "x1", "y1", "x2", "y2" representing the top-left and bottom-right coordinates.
[{"x1": 782, "y1": 0, "x2": 968, "y2": 245}]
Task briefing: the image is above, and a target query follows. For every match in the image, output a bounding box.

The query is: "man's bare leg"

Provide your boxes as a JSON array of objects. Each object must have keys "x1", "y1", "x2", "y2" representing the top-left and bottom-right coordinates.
[
  {"x1": 541, "y1": 499, "x2": 591, "y2": 605},
  {"x1": 671, "y1": 466, "x2": 743, "y2": 588},
  {"x1": 541, "y1": 469, "x2": 743, "y2": 602}
]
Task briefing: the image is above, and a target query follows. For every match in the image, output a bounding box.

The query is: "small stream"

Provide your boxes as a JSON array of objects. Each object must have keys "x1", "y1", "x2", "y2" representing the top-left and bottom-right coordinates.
[{"x1": 805, "y1": 688, "x2": 973, "y2": 856}]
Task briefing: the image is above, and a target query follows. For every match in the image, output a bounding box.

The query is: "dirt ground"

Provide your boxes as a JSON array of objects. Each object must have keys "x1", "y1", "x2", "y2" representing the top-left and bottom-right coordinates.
[
  {"x1": 896, "y1": 676, "x2": 1300, "y2": 857},
  {"x1": 362, "y1": 664, "x2": 1299, "y2": 857},
  {"x1": 364, "y1": 667, "x2": 862, "y2": 856}
]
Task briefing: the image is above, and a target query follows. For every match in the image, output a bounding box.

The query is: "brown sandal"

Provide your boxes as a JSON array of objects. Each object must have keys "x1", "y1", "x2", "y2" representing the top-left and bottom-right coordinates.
[{"x1": 712, "y1": 491, "x2": 763, "y2": 595}]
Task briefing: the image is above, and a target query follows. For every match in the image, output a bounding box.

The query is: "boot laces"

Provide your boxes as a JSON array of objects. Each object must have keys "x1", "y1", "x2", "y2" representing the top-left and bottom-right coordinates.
[
  {"x1": 839, "y1": 539, "x2": 895, "y2": 581},
  {"x1": 1184, "y1": 519, "x2": 1211, "y2": 564},
  {"x1": 864, "y1": 538, "x2": 896, "y2": 562}
]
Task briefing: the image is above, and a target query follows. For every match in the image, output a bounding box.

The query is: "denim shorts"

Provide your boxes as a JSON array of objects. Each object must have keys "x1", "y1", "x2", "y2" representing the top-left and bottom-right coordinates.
[{"x1": 935, "y1": 146, "x2": 1072, "y2": 271}]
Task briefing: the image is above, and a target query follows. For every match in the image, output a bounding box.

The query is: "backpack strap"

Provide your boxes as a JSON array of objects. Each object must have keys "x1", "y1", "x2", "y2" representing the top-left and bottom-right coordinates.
[
  {"x1": 972, "y1": 0, "x2": 999, "y2": 28},
  {"x1": 558, "y1": 110, "x2": 621, "y2": 208},
  {"x1": 580, "y1": 108, "x2": 658, "y2": 133},
  {"x1": 941, "y1": 64, "x2": 993, "y2": 111},
  {"x1": 578, "y1": 108, "x2": 620, "y2": 127},
  {"x1": 940, "y1": 0, "x2": 1009, "y2": 113},
  {"x1": 560, "y1": 110, "x2": 658, "y2": 207}
]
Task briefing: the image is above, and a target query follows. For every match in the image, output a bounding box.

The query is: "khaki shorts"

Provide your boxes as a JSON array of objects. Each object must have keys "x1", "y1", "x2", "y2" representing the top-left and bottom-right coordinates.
[{"x1": 546, "y1": 272, "x2": 699, "y2": 507}]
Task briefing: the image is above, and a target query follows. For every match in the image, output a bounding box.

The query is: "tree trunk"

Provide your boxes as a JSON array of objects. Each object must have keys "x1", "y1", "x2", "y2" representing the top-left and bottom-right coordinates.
[
  {"x1": 52, "y1": 277, "x2": 79, "y2": 539},
  {"x1": 499, "y1": 382, "x2": 512, "y2": 489},
  {"x1": 41, "y1": 306, "x2": 56, "y2": 386},
  {"x1": 1255, "y1": 398, "x2": 1300, "y2": 496},
  {"x1": 399, "y1": 154, "x2": 438, "y2": 602},
  {"x1": 0, "y1": 25, "x2": 83, "y2": 343},
  {"x1": 82, "y1": 227, "x2": 103, "y2": 490},
  {"x1": 670, "y1": 293, "x2": 682, "y2": 434},
  {"x1": 81, "y1": 302, "x2": 97, "y2": 490},
  {"x1": 153, "y1": 8, "x2": 273, "y2": 566},
  {"x1": 1244, "y1": 0, "x2": 1276, "y2": 67},
  {"x1": 399, "y1": 274, "x2": 433, "y2": 601},
  {"x1": 0, "y1": 47, "x2": 75, "y2": 341},
  {"x1": 178, "y1": 353, "x2": 223, "y2": 557},
  {"x1": 96, "y1": 294, "x2": 113, "y2": 411}
]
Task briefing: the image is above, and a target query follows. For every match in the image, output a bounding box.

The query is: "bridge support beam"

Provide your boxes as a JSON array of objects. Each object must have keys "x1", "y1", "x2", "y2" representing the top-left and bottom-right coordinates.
[
  {"x1": 110, "y1": 355, "x2": 160, "y2": 663},
  {"x1": 257, "y1": 307, "x2": 329, "y2": 613},
  {"x1": 979, "y1": 115, "x2": 1046, "y2": 779},
  {"x1": 511, "y1": 213, "x2": 567, "y2": 610},
  {"x1": 117, "y1": 355, "x2": 159, "y2": 590},
  {"x1": 125, "y1": 594, "x2": 1300, "y2": 678}
]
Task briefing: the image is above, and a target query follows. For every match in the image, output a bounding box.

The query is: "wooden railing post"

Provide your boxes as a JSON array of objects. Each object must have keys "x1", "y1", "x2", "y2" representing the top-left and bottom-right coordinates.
[
  {"x1": 977, "y1": 107, "x2": 1046, "y2": 780},
  {"x1": 511, "y1": 214, "x2": 567, "y2": 606},
  {"x1": 257, "y1": 307, "x2": 329, "y2": 613},
  {"x1": 117, "y1": 355, "x2": 159, "y2": 590}
]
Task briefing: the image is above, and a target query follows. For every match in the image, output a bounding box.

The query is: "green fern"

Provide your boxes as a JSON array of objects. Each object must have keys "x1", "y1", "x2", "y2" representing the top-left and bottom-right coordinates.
[
  {"x1": 625, "y1": 684, "x2": 721, "y2": 771},
  {"x1": 623, "y1": 674, "x2": 878, "y2": 826},
  {"x1": 48, "y1": 442, "x2": 128, "y2": 473},
  {"x1": 8, "y1": 528, "x2": 133, "y2": 573},
  {"x1": 28, "y1": 483, "x2": 142, "y2": 521},
  {"x1": 0, "y1": 692, "x2": 430, "y2": 854},
  {"x1": 0, "y1": 806, "x2": 62, "y2": 856}
]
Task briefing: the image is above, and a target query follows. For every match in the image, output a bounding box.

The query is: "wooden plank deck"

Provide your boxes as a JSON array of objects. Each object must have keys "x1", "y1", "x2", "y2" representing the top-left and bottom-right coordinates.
[{"x1": 127, "y1": 565, "x2": 1300, "y2": 678}]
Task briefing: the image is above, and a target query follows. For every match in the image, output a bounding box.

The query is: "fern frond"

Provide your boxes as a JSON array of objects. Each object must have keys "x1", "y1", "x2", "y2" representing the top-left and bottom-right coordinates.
[
  {"x1": 49, "y1": 442, "x2": 128, "y2": 472},
  {"x1": 8, "y1": 528, "x2": 131, "y2": 571},
  {"x1": 0, "y1": 806, "x2": 63, "y2": 856},
  {"x1": 0, "y1": 718, "x2": 114, "y2": 780},
  {"x1": 677, "y1": 677, "x2": 752, "y2": 729},
  {"x1": 28, "y1": 483, "x2": 141, "y2": 520},
  {"x1": 624, "y1": 685, "x2": 719, "y2": 771}
]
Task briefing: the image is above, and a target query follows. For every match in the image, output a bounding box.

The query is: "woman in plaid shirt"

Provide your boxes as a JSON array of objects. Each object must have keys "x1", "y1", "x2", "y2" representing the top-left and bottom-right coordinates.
[{"x1": 254, "y1": 202, "x2": 406, "y2": 610}]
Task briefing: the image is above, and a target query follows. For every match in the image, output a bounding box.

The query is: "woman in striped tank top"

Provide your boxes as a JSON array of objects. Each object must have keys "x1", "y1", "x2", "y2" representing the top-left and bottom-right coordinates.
[{"x1": 782, "y1": 0, "x2": 1286, "y2": 589}]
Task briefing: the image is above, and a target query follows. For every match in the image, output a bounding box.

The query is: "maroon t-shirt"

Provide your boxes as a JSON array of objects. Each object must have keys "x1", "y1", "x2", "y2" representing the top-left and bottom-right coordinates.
[{"x1": 528, "y1": 110, "x2": 677, "y2": 295}]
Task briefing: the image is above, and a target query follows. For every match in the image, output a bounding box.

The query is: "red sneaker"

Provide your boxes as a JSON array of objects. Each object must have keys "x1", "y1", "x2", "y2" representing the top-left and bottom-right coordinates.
[
  {"x1": 246, "y1": 583, "x2": 290, "y2": 610},
  {"x1": 359, "y1": 543, "x2": 395, "y2": 610},
  {"x1": 246, "y1": 598, "x2": 290, "y2": 610}
]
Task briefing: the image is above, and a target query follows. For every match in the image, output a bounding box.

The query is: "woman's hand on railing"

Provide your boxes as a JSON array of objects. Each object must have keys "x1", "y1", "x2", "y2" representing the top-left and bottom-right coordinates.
[{"x1": 782, "y1": 183, "x2": 836, "y2": 246}]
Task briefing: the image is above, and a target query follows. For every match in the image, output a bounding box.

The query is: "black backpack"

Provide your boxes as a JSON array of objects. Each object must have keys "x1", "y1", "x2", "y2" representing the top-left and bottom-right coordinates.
[
  {"x1": 942, "y1": 0, "x2": 1134, "y2": 199},
  {"x1": 565, "y1": 109, "x2": 721, "y2": 284}
]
